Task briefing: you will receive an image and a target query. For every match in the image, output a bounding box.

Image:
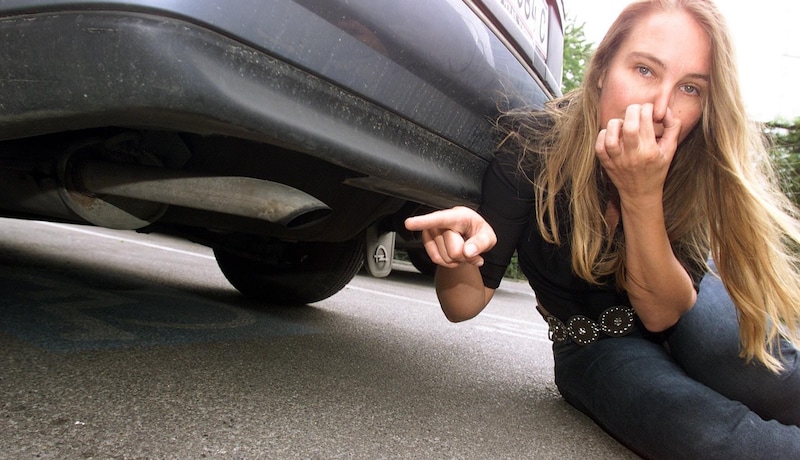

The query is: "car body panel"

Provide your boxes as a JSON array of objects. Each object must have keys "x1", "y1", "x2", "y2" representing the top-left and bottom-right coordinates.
[{"x1": 0, "y1": 0, "x2": 564, "y2": 298}]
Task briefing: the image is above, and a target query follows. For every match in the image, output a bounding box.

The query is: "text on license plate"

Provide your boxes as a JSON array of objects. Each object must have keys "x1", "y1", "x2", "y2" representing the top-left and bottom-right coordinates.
[{"x1": 498, "y1": 0, "x2": 549, "y2": 58}]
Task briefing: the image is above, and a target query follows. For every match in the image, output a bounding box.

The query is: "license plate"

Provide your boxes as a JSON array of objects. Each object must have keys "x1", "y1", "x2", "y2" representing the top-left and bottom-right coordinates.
[{"x1": 484, "y1": 0, "x2": 550, "y2": 59}]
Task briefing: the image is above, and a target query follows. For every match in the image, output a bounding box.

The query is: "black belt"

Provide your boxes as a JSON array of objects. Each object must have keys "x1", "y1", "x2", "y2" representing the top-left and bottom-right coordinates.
[{"x1": 539, "y1": 305, "x2": 636, "y2": 346}]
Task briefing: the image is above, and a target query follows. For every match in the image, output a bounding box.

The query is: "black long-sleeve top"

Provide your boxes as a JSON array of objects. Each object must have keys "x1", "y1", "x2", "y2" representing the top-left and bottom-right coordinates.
[{"x1": 477, "y1": 147, "x2": 705, "y2": 322}]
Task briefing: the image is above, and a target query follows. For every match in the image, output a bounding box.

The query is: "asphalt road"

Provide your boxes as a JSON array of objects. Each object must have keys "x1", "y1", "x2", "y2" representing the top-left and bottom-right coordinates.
[{"x1": 0, "y1": 217, "x2": 636, "y2": 459}]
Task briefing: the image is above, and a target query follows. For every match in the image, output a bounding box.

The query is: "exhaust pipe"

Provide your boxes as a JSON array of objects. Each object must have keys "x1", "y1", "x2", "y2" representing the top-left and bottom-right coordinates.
[{"x1": 70, "y1": 159, "x2": 331, "y2": 229}]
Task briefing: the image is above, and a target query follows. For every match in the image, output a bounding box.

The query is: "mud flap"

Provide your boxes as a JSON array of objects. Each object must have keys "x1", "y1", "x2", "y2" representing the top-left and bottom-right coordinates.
[{"x1": 364, "y1": 225, "x2": 395, "y2": 277}]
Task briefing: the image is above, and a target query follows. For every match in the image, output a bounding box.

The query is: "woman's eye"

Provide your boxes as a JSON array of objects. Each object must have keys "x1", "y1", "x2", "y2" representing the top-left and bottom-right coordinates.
[
  {"x1": 682, "y1": 85, "x2": 700, "y2": 96},
  {"x1": 637, "y1": 66, "x2": 652, "y2": 76}
]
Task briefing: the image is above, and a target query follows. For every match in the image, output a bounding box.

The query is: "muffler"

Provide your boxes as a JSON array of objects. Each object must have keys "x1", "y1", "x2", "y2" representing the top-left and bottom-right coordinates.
[{"x1": 62, "y1": 158, "x2": 331, "y2": 230}]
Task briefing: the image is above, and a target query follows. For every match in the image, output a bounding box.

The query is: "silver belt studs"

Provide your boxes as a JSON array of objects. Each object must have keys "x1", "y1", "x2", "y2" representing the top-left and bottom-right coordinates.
[{"x1": 545, "y1": 306, "x2": 636, "y2": 346}]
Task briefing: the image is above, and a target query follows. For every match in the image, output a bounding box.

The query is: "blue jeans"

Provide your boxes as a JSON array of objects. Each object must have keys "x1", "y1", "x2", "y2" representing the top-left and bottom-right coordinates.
[{"x1": 552, "y1": 274, "x2": 800, "y2": 459}]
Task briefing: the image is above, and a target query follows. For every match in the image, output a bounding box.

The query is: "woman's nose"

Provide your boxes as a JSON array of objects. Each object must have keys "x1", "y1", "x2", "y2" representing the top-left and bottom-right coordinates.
[{"x1": 651, "y1": 87, "x2": 673, "y2": 122}]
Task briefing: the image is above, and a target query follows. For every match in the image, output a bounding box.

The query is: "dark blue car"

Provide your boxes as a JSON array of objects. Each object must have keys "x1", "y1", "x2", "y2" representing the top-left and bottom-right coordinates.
[{"x1": 0, "y1": 0, "x2": 564, "y2": 303}]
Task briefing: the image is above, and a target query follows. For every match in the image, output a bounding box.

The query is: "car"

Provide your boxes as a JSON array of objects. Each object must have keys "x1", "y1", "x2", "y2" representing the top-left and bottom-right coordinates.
[{"x1": 0, "y1": 0, "x2": 564, "y2": 304}]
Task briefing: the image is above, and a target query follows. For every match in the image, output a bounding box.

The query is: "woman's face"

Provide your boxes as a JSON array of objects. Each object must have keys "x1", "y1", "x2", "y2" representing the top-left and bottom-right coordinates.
[{"x1": 598, "y1": 10, "x2": 711, "y2": 144}]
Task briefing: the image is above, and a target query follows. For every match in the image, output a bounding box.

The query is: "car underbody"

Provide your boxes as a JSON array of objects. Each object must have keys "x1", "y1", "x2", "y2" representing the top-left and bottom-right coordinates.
[{"x1": 0, "y1": 0, "x2": 563, "y2": 303}]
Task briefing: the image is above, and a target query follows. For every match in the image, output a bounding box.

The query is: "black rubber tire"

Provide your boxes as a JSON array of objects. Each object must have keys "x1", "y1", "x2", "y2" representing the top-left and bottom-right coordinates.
[
  {"x1": 214, "y1": 238, "x2": 364, "y2": 305},
  {"x1": 405, "y1": 247, "x2": 437, "y2": 276}
]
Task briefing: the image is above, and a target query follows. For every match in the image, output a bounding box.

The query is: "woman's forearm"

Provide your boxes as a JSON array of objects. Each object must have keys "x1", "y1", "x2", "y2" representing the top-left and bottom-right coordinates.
[
  {"x1": 434, "y1": 263, "x2": 495, "y2": 322},
  {"x1": 621, "y1": 200, "x2": 696, "y2": 331}
]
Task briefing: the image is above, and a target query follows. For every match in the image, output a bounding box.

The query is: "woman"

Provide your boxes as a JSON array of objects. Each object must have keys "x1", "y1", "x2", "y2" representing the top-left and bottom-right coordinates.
[{"x1": 405, "y1": 0, "x2": 800, "y2": 457}]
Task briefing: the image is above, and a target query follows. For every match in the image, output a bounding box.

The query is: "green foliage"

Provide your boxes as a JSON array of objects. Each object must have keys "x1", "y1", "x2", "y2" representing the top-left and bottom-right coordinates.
[
  {"x1": 504, "y1": 252, "x2": 524, "y2": 280},
  {"x1": 767, "y1": 118, "x2": 800, "y2": 205},
  {"x1": 561, "y1": 15, "x2": 595, "y2": 93}
]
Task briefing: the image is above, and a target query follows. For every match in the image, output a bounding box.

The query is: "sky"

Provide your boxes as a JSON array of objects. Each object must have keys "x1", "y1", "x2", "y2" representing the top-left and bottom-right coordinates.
[{"x1": 565, "y1": 0, "x2": 800, "y2": 122}]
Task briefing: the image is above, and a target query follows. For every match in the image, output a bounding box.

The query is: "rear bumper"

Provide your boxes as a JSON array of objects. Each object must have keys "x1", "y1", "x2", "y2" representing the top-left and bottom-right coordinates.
[{"x1": 0, "y1": 1, "x2": 554, "y2": 207}]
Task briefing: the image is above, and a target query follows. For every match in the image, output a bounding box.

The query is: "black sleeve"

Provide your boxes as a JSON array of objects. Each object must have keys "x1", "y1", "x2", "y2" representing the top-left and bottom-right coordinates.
[
  {"x1": 687, "y1": 254, "x2": 710, "y2": 293},
  {"x1": 670, "y1": 239, "x2": 710, "y2": 293},
  {"x1": 478, "y1": 148, "x2": 536, "y2": 289}
]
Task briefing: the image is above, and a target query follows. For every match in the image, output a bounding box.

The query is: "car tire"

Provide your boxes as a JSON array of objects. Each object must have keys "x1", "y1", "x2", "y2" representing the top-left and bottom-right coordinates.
[
  {"x1": 405, "y1": 247, "x2": 437, "y2": 276},
  {"x1": 214, "y1": 238, "x2": 364, "y2": 305}
]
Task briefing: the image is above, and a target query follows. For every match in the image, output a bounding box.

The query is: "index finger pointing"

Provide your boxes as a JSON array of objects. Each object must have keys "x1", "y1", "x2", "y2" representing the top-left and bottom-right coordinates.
[{"x1": 404, "y1": 208, "x2": 470, "y2": 233}]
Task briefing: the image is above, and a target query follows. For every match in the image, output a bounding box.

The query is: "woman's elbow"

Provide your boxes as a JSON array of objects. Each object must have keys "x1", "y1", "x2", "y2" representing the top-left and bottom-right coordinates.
[
  {"x1": 437, "y1": 286, "x2": 494, "y2": 323},
  {"x1": 637, "y1": 299, "x2": 696, "y2": 332},
  {"x1": 639, "y1": 316, "x2": 680, "y2": 333},
  {"x1": 441, "y1": 307, "x2": 479, "y2": 323}
]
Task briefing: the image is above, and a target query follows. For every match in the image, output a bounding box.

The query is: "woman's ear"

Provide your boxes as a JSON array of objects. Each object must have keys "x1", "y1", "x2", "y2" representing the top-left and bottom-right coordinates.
[{"x1": 598, "y1": 75, "x2": 604, "y2": 89}]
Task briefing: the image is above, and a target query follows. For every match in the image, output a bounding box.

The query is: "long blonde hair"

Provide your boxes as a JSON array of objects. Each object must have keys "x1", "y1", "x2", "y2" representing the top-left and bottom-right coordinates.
[{"x1": 504, "y1": 0, "x2": 800, "y2": 371}]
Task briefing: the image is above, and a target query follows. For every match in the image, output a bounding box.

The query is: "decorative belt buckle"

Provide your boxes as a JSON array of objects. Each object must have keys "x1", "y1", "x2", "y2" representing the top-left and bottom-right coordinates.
[
  {"x1": 544, "y1": 306, "x2": 635, "y2": 346},
  {"x1": 567, "y1": 315, "x2": 600, "y2": 346},
  {"x1": 599, "y1": 306, "x2": 635, "y2": 337}
]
